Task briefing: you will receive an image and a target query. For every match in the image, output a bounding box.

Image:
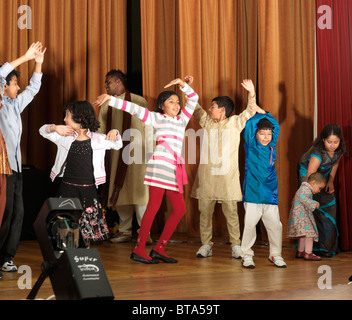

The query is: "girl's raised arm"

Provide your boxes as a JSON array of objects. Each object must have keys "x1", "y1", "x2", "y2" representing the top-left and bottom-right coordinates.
[
  {"x1": 93, "y1": 94, "x2": 112, "y2": 108},
  {"x1": 94, "y1": 93, "x2": 156, "y2": 127}
]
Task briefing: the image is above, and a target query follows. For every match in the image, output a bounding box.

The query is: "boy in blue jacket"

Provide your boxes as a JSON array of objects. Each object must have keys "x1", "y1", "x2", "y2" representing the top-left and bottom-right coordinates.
[{"x1": 241, "y1": 113, "x2": 286, "y2": 268}]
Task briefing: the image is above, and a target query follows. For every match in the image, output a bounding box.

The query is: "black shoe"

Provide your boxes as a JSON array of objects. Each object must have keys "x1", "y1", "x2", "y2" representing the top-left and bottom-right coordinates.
[
  {"x1": 150, "y1": 250, "x2": 178, "y2": 263},
  {"x1": 130, "y1": 252, "x2": 159, "y2": 264},
  {"x1": 315, "y1": 251, "x2": 333, "y2": 258}
]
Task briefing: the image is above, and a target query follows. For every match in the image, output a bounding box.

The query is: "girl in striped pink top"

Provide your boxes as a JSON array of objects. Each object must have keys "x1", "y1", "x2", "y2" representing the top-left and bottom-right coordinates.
[{"x1": 95, "y1": 76, "x2": 199, "y2": 264}]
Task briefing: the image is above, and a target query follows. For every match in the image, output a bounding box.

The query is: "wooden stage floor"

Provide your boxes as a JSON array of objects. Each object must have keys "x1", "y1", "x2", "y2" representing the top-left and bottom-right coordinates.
[{"x1": 1, "y1": 234, "x2": 351, "y2": 301}]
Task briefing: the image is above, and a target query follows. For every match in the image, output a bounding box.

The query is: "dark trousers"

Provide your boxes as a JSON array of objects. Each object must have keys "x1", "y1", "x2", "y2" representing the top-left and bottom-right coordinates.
[{"x1": 0, "y1": 171, "x2": 24, "y2": 264}]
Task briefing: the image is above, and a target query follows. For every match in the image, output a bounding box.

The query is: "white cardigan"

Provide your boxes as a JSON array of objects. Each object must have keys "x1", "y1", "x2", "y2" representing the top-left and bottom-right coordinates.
[{"x1": 39, "y1": 124, "x2": 122, "y2": 187}]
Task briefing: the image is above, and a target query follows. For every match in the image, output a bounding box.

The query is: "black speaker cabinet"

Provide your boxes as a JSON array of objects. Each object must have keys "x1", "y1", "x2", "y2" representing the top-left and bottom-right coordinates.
[
  {"x1": 29, "y1": 198, "x2": 114, "y2": 300},
  {"x1": 51, "y1": 248, "x2": 114, "y2": 300}
]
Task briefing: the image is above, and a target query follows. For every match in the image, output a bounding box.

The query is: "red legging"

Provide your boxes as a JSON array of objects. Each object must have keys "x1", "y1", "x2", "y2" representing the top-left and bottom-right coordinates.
[{"x1": 133, "y1": 185, "x2": 186, "y2": 260}]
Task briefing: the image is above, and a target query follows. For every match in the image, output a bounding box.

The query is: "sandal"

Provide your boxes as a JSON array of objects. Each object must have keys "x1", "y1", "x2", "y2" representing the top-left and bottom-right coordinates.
[
  {"x1": 304, "y1": 252, "x2": 322, "y2": 261},
  {"x1": 295, "y1": 251, "x2": 305, "y2": 259}
]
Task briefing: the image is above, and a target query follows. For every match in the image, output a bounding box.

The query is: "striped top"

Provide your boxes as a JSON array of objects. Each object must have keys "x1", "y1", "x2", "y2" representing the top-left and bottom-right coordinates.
[{"x1": 109, "y1": 83, "x2": 199, "y2": 192}]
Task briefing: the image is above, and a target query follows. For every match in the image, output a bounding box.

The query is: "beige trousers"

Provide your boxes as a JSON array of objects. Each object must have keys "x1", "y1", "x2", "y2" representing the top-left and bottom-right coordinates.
[
  {"x1": 241, "y1": 202, "x2": 282, "y2": 257},
  {"x1": 199, "y1": 199, "x2": 241, "y2": 247},
  {"x1": 117, "y1": 204, "x2": 147, "y2": 236}
]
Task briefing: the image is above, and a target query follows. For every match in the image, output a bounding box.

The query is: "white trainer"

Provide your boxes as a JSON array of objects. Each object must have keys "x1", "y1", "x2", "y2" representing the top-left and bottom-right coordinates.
[
  {"x1": 268, "y1": 256, "x2": 287, "y2": 268},
  {"x1": 242, "y1": 255, "x2": 255, "y2": 268},
  {"x1": 232, "y1": 245, "x2": 242, "y2": 259},
  {"x1": 196, "y1": 244, "x2": 212, "y2": 258}
]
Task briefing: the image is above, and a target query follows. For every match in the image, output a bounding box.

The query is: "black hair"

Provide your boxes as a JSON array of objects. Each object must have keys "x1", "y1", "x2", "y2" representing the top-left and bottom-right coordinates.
[
  {"x1": 106, "y1": 69, "x2": 128, "y2": 88},
  {"x1": 256, "y1": 118, "x2": 273, "y2": 132},
  {"x1": 212, "y1": 96, "x2": 235, "y2": 118},
  {"x1": 313, "y1": 124, "x2": 346, "y2": 154},
  {"x1": 0, "y1": 65, "x2": 21, "y2": 85},
  {"x1": 63, "y1": 101, "x2": 100, "y2": 132},
  {"x1": 307, "y1": 172, "x2": 326, "y2": 184},
  {"x1": 154, "y1": 91, "x2": 181, "y2": 115}
]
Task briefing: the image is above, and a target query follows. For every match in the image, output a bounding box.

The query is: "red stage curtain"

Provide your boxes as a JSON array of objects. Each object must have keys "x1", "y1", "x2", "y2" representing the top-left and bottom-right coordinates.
[{"x1": 316, "y1": 0, "x2": 352, "y2": 251}]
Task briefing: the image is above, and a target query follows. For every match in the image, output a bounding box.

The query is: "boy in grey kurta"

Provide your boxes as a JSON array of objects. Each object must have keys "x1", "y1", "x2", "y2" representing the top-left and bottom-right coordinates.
[{"x1": 191, "y1": 80, "x2": 265, "y2": 258}]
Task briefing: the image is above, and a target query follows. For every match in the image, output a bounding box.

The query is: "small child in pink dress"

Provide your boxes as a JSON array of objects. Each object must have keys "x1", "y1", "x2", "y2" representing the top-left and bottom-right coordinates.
[{"x1": 287, "y1": 172, "x2": 326, "y2": 261}]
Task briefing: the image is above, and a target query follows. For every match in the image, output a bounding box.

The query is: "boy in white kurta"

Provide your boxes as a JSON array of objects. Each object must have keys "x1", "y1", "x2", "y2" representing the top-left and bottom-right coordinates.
[{"x1": 191, "y1": 80, "x2": 265, "y2": 258}]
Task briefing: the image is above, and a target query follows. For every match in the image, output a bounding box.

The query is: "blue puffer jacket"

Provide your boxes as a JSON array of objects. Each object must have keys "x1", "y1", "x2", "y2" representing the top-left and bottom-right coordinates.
[{"x1": 242, "y1": 113, "x2": 280, "y2": 205}]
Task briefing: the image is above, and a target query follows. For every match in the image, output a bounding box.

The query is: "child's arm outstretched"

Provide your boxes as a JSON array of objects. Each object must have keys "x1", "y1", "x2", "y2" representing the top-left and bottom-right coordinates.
[
  {"x1": 8, "y1": 42, "x2": 43, "y2": 70},
  {"x1": 241, "y1": 79, "x2": 266, "y2": 114},
  {"x1": 0, "y1": 42, "x2": 44, "y2": 90},
  {"x1": 39, "y1": 124, "x2": 74, "y2": 143},
  {"x1": 93, "y1": 76, "x2": 198, "y2": 127},
  {"x1": 164, "y1": 76, "x2": 199, "y2": 125},
  {"x1": 1, "y1": 43, "x2": 46, "y2": 113},
  {"x1": 231, "y1": 79, "x2": 265, "y2": 130},
  {"x1": 94, "y1": 92, "x2": 156, "y2": 127}
]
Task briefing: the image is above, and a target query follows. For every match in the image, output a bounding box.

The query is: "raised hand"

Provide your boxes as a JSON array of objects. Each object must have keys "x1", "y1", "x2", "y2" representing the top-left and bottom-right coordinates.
[
  {"x1": 241, "y1": 79, "x2": 255, "y2": 98},
  {"x1": 254, "y1": 105, "x2": 266, "y2": 114},
  {"x1": 164, "y1": 78, "x2": 186, "y2": 89},
  {"x1": 93, "y1": 94, "x2": 111, "y2": 107},
  {"x1": 184, "y1": 75, "x2": 194, "y2": 85},
  {"x1": 25, "y1": 42, "x2": 43, "y2": 61},
  {"x1": 35, "y1": 47, "x2": 47, "y2": 64}
]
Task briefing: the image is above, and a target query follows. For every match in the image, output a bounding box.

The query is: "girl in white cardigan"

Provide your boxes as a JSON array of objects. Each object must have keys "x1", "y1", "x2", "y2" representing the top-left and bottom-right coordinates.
[{"x1": 40, "y1": 100, "x2": 122, "y2": 246}]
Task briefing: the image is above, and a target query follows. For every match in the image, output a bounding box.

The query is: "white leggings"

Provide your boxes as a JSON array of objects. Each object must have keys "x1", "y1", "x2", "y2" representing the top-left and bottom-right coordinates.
[{"x1": 241, "y1": 202, "x2": 282, "y2": 257}]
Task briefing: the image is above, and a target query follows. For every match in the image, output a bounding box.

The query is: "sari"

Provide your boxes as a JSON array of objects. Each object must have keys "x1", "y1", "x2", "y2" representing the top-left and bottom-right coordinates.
[{"x1": 298, "y1": 146, "x2": 344, "y2": 255}]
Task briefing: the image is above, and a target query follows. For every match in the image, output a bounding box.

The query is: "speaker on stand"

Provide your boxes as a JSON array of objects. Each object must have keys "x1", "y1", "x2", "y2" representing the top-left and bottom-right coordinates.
[{"x1": 27, "y1": 198, "x2": 114, "y2": 300}]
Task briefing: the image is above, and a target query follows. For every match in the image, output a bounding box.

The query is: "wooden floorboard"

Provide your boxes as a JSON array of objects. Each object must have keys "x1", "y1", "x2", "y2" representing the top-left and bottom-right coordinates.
[{"x1": 1, "y1": 234, "x2": 352, "y2": 301}]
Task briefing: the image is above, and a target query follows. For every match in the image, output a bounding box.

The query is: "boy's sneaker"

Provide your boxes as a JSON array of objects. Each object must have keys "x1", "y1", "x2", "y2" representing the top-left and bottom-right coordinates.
[
  {"x1": 242, "y1": 255, "x2": 255, "y2": 268},
  {"x1": 232, "y1": 245, "x2": 242, "y2": 259},
  {"x1": 2, "y1": 260, "x2": 17, "y2": 272},
  {"x1": 110, "y1": 233, "x2": 132, "y2": 243},
  {"x1": 268, "y1": 256, "x2": 287, "y2": 268},
  {"x1": 196, "y1": 245, "x2": 212, "y2": 258}
]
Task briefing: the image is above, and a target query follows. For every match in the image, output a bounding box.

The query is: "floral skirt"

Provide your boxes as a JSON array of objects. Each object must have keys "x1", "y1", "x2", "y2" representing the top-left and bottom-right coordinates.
[{"x1": 58, "y1": 182, "x2": 110, "y2": 245}]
